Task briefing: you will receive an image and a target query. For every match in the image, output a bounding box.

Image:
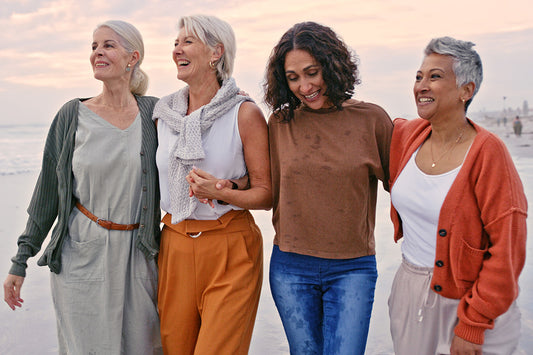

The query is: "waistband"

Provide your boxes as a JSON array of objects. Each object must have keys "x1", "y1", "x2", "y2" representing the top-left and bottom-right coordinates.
[
  {"x1": 401, "y1": 254, "x2": 434, "y2": 275},
  {"x1": 401, "y1": 254, "x2": 436, "y2": 322},
  {"x1": 162, "y1": 209, "x2": 253, "y2": 237}
]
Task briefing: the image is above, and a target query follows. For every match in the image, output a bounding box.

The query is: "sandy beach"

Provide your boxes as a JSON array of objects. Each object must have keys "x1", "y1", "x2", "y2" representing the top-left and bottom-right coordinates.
[{"x1": 1, "y1": 117, "x2": 532, "y2": 354}]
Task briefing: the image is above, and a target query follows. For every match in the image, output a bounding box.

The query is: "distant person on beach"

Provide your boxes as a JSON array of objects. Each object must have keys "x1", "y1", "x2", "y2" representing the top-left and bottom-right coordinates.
[
  {"x1": 152, "y1": 15, "x2": 271, "y2": 354},
  {"x1": 513, "y1": 115, "x2": 523, "y2": 137},
  {"x1": 3, "y1": 20, "x2": 162, "y2": 354},
  {"x1": 388, "y1": 36, "x2": 527, "y2": 355},
  {"x1": 264, "y1": 21, "x2": 393, "y2": 354}
]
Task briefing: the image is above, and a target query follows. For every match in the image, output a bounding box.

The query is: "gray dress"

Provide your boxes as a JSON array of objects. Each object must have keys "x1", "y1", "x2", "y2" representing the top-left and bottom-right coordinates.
[{"x1": 50, "y1": 104, "x2": 162, "y2": 354}]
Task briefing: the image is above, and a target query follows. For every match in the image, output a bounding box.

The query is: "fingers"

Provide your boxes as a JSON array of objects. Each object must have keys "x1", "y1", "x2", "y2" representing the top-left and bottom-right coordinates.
[
  {"x1": 191, "y1": 167, "x2": 215, "y2": 180},
  {"x1": 216, "y1": 179, "x2": 231, "y2": 190},
  {"x1": 3, "y1": 275, "x2": 24, "y2": 310}
]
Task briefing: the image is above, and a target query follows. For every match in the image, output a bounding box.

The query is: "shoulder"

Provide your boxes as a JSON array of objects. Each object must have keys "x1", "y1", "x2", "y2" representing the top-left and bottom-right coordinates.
[
  {"x1": 238, "y1": 100, "x2": 263, "y2": 116},
  {"x1": 53, "y1": 98, "x2": 82, "y2": 127},
  {"x1": 238, "y1": 101, "x2": 266, "y2": 124},
  {"x1": 58, "y1": 98, "x2": 81, "y2": 113},
  {"x1": 343, "y1": 100, "x2": 392, "y2": 127},
  {"x1": 267, "y1": 110, "x2": 288, "y2": 127},
  {"x1": 393, "y1": 117, "x2": 428, "y2": 136},
  {"x1": 351, "y1": 100, "x2": 390, "y2": 118},
  {"x1": 237, "y1": 101, "x2": 267, "y2": 140},
  {"x1": 136, "y1": 95, "x2": 160, "y2": 111},
  {"x1": 470, "y1": 122, "x2": 513, "y2": 163}
]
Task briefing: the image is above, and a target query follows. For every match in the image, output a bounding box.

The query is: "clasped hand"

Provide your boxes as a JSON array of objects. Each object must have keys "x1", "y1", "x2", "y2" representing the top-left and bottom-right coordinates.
[{"x1": 186, "y1": 167, "x2": 236, "y2": 208}]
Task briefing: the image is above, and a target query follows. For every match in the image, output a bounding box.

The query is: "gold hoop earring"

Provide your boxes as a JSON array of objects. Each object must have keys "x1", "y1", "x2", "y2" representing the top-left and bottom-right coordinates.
[{"x1": 209, "y1": 61, "x2": 216, "y2": 70}]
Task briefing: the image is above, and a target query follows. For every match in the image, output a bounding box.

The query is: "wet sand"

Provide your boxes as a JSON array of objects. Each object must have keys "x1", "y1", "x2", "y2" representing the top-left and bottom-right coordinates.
[{"x1": 1, "y1": 117, "x2": 531, "y2": 354}]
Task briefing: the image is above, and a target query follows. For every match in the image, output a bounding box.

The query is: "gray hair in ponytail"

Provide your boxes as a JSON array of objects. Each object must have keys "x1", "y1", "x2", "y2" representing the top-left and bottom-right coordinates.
[{"x1": 95, "y1": 20, "x2": 149, "y2": 96}]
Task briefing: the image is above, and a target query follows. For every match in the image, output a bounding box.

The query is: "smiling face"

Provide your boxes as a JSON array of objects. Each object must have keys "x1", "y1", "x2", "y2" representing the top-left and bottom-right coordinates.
[
  {"x1": 90, "y1": 27, "x2": 133, "y2": 83},
  {"x1": 284, "y1": 49, "x2": 331, "y2": 110},
  {"x1": 172, "y1": 28, "x2": 215, "y2": 85},
  {"x1": 414, "y1": 53, "x2": 468, "y2": 121}
]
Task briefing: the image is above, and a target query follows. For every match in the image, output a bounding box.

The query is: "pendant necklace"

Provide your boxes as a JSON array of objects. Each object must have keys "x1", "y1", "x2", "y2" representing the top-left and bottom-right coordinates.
[{"x1": 430, "y1": 124, "x2": 467, "y2": 168}]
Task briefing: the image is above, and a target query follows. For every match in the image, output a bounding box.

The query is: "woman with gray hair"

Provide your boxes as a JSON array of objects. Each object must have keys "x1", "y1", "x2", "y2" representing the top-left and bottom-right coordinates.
[
  {"x1": 388, "y1": 36, "x2": 527, "y2": 354},
  {"x1": 153, "y1": 14, "x2": 271, "y2": 354},
  {"x1": 3, "y1": 20, "x2": 162, "y2": 353}
]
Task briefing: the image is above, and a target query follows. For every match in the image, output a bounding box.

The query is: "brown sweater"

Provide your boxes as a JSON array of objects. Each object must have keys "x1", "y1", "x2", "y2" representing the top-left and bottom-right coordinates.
[{"x1": 268, "y1": 99, "x2": 393, "y2": 259}]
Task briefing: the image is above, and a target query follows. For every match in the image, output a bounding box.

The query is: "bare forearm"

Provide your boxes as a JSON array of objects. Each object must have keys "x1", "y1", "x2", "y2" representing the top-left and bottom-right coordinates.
[{"x1": 216, "y1": 185, "x2": 272, "y2": 210}]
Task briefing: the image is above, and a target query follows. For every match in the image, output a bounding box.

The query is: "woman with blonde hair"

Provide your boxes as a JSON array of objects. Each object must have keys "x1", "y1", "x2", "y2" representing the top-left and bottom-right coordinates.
[{"x1": 3, "y1": 20, "x2": 162, "y2": 354}]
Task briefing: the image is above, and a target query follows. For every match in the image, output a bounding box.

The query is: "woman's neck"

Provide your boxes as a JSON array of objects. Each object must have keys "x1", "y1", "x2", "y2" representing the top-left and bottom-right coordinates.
[
  {"x1": 95, "y1": 82, "x2": 136, "y2": 109},
  {"x1": 187, "y1": 76, "x2": 221, "y2": 114},
  {"x1": 429, "y1": 114, "x2": 469, "y2": 145}
]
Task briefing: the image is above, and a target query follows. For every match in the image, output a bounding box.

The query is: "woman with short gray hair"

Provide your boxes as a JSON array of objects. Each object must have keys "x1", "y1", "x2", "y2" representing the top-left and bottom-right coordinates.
[
  {"x1": 388, "y1": 36, "x2": 526, "y2": 354},
  {"x1": 153, "y1": 14, "x2": 271, "y2": 354}
]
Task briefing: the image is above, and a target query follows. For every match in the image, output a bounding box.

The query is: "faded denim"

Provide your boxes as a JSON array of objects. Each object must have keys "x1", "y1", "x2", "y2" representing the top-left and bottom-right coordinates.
[{"x1": 270, "y1": 245, "x2": 377, "y2": 355}]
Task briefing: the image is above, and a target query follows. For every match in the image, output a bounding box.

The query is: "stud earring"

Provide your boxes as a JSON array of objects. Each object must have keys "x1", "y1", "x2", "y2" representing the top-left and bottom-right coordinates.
[{"x1": 126, "y1": 64, "x2": 131, "y2": 72}]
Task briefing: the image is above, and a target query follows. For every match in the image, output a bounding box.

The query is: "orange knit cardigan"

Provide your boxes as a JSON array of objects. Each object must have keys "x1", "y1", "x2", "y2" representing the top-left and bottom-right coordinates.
[{"x1": 389, "y1": 118, "x2": 528, "y2": 345}]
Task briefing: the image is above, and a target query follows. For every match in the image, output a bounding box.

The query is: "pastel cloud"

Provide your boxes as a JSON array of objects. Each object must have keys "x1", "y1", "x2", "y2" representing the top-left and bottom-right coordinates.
[{"x1": 0, "y1": 0, "x2": 532, "y2": 124}]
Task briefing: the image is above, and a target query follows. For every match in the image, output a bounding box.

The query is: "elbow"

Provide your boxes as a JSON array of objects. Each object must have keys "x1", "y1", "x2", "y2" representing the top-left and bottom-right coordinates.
[
  {"x1": 256, "y1": 188, "x2": 273, "y2": 211},
  {"x1": 257, "y1": 191, "x2": 273, "y2": 211}
]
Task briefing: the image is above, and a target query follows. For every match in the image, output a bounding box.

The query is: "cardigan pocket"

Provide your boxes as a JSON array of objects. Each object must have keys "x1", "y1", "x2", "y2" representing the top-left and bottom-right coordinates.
[{"x1": 455, "y1": 238, "x2": 488, "y2": 287}]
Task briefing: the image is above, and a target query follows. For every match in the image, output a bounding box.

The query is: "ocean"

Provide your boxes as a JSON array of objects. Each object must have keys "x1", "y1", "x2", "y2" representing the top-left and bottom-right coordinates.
[{"x1": 0, "y1": 124, "x2": 48, "y2": 176}]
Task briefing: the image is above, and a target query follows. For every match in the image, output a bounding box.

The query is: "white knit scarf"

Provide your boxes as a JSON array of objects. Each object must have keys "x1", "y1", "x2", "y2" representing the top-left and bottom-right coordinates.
[{"x1": 153, "y1": 78, "x2": 251, "y2": 224}]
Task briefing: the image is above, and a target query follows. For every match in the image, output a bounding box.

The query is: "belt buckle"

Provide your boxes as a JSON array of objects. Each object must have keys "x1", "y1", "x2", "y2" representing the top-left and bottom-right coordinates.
[
  {"x1": 188, "y1": 232, "x2": 202, "y2": 238},
  {"x1": 96, "y1": 218, "x2": 113, "y2": 230}
]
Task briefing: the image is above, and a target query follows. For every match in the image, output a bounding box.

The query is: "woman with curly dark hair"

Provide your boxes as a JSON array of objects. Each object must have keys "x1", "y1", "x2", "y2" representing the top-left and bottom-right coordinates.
[{"x1": 265, "y1": 21, "x2": 393, "y2": 354}]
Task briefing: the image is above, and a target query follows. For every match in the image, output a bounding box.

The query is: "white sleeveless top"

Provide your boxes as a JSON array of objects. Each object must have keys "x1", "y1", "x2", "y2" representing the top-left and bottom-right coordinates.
[
  {"x1": 156, "y1": 102, "x2": 246, "y2": 220},
  {"x1": 391, "y1": 147, "x2": 461, "y2": 267}
]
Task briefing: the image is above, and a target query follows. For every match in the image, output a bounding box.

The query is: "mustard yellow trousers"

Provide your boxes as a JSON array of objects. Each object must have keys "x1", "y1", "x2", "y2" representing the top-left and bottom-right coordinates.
[{"x1": 158, "y1": 210, "x2": 263, "y2": 355}]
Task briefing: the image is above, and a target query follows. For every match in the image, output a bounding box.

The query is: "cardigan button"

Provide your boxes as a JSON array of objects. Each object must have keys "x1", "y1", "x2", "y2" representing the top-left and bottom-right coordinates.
[
  {"x1": 435, "y1": 260, "x2": 444, "y2": 267},
  {"x1": 143, "y1": 186, "x2": 147, "y2": 192},
  {"x1": 140, "y1": 151, "x2": 145, "y2": 156},
  {"x1": 438, "y1": 229, "x2": 447, "y2": 237},
  {"x1": 143, "y1": 206, "x2": 147, "y2": 210},
  {"x1": 434, "y1": 285, "x2": 442, "y2": 292}
]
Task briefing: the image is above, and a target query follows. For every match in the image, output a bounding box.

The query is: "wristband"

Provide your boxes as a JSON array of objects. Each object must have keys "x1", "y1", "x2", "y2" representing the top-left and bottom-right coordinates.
[{"x1": 217, "y1": 180, "x2": 238, "y2": 205}]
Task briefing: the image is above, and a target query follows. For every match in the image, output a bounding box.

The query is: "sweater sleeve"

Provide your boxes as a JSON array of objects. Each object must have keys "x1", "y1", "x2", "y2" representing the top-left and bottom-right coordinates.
[
  {"x1": 9, "y1": 103, "x2": 72, "y2": 277},
  {"x1": 454, "y1": 134, "x2": 528, "y2": 344},
  {"x1": 373, "y1": 105, "x2": 393, "y2": 192}
]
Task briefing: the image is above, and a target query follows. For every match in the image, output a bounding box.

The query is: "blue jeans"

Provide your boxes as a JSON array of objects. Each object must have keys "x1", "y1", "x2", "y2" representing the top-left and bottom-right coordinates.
[{"x1": 270, "y1": 245, "x2": 377, "y2": 355}]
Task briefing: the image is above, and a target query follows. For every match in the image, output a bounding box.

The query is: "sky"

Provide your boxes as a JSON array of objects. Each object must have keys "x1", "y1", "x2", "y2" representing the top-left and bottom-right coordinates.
[{"x1": 1, "y1": 0, "x2": 532, "y2": 125}]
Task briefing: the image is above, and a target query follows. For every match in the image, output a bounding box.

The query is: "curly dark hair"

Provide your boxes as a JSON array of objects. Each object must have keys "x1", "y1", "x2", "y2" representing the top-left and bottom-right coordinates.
[{"x1": 264, "y1": 21, "x2": 361, "y2": 121}]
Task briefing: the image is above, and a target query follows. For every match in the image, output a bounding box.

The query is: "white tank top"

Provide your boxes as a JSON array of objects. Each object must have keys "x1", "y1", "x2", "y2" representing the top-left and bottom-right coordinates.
[
  {"x1": 156, "y1": 102, "x2": 246, "y2": 220},
  {"x1": 391, "y1": 147, "x2": 460, "y2": 267}
]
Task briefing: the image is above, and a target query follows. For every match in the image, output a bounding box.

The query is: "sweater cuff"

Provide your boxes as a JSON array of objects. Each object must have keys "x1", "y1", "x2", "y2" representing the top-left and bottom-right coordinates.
[
  {"x1": 9, "y1": 262, "x2": 27, "y2": 277},
  {"x1": 9, "y1": 245, "x2": 33, "y2": 277},
  {"x1": 454, "y1": 320, "x2": 485, "y2": 345}
]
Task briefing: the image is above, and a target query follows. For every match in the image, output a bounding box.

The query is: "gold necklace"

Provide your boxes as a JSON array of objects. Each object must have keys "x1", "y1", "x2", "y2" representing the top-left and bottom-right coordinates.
[{"x1": 430, "y1": 125, "x2": 467, "y2": 168}]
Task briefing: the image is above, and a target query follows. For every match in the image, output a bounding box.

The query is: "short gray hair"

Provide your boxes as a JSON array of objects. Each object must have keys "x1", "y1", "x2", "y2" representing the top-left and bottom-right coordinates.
[
  {"x1": 96, "y1": 20, "x2": 149, "y2": 96},
  {"x1": 424, "y1": 36, "x2": 483, "y2": 111},
  {"x1": 178, "y1": 15, "x2": 236, "y2": 82}
]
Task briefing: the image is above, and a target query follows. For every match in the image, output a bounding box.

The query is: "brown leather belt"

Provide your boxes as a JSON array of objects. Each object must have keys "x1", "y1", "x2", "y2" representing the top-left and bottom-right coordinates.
[{"x1": 75, "y1": 201, "x2": 140, "y2": 231}]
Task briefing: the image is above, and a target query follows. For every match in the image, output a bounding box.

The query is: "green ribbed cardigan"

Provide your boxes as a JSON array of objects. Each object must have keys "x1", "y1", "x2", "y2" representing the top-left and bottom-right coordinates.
[{"x1": 9, "y1": 96, "x2": 161, "y2": 276}]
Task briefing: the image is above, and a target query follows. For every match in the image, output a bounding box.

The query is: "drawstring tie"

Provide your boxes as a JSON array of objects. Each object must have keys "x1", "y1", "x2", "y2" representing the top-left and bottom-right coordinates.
[{"x1": 417, "y1": 268, "x2": 437, "y2": 322}]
